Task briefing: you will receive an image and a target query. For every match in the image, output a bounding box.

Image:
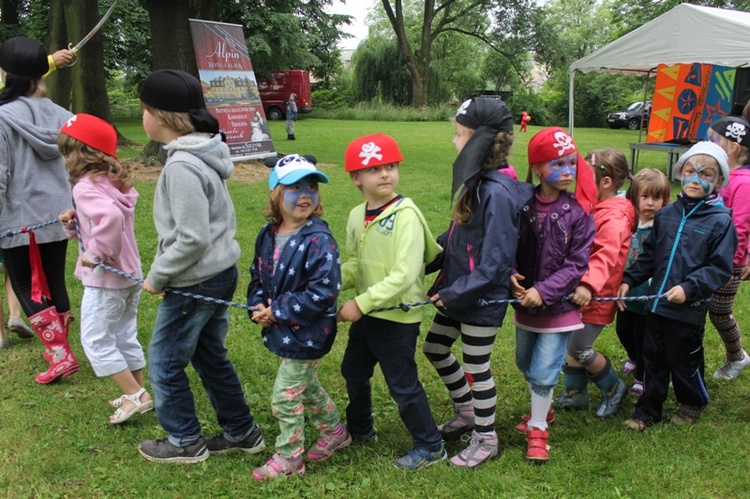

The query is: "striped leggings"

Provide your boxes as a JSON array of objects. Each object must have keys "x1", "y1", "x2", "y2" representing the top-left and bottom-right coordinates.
[
  {"x1": 709, "y1": 268, "x2": 744, "y2": 361},
  {"x1": 422, "y1": 312, "x2": 498, "y2": 433}
]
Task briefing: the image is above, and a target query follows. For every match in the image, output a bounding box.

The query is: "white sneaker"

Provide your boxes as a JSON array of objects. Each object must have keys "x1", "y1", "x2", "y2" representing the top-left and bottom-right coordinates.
[{"x1": 713, "y1": 350, "x2": 750, "y2": 380}]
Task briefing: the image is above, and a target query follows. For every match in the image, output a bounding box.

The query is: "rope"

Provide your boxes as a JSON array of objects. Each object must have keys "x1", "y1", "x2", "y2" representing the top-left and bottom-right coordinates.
[{"x1": 0, "y1": 218, "x2": 61, "y2": 239}]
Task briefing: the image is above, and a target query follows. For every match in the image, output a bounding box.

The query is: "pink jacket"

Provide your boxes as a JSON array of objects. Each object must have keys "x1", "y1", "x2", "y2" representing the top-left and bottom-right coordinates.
[
  {"x1": 63, "y1": 174, "x2": 142, "y2": 289},
  {"x1": 721, "y1": 167, "x2": 750, "y2": 267},
  {"x1": 580, "y1": 195, "x2": 636, "y2": 325}
]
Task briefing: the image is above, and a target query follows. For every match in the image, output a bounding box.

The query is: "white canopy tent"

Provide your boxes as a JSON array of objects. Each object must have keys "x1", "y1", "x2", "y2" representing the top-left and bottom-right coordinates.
[{"x1": 568, "y1": 4, "x2": 750, "y2": 132}]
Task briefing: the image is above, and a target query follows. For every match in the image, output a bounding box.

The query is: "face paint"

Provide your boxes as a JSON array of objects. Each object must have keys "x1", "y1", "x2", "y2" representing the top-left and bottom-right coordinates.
[
  {"x1": 282, "y1": 178, "x2": 319, "y2": 212},
  {"x1": 707, "y1": 129, "x2": 723, "y2": 146},
  {"x1": 544, "y1": 154, "x2": 577, "y2": 185},
  {"x1": 681, "y1": 161, "x2": 718, "y2": 195}
]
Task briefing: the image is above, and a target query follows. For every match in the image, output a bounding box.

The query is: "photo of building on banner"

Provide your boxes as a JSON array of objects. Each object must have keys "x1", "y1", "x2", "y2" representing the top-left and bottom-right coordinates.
[{"x1": 189, "y1": 19, "x2": 277, "y2": 161}]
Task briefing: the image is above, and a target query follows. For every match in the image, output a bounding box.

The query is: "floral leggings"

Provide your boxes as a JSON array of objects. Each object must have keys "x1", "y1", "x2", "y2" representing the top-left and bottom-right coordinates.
[
  {"x1": 709, "y1": 268, "x2": 744, "y2": 362},
  {"x1": 271, "y1": 357, "x2": 341, "y2": 458}
]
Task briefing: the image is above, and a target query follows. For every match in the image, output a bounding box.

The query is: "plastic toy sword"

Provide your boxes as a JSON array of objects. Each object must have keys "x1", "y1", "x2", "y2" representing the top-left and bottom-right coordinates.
[{"x1": 68, "y1": 0, "x2": 118, "y2": 55}]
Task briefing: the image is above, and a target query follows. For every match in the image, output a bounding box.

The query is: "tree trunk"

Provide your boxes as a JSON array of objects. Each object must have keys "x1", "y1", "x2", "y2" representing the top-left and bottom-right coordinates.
[{"x1": 45, "y1": 0, "x2": 72, "y2": 108}]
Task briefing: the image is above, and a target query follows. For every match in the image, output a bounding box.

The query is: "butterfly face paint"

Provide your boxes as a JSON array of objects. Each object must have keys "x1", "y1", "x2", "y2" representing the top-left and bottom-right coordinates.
[
  {"x1": 282, "y1": 178, "x2": 320, "y2": 213},
  {"x1": 681, "y1": 158, "x2": 719, "y2": 197},
  {"x1": 544, "y1": 153, "x2": 577, "y2": 185}
]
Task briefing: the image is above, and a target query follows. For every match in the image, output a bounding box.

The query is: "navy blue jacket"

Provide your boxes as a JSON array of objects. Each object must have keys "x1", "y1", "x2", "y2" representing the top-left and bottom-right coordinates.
[
  {"x1": 428, "y1": 169, "x2": 533, "y2": 326},
  {"x1": 247, "y1": 217, "x2": 340, "y2": 359},
  {"x1": 622, "y1": 195, "x2": 737, "y2": 324}
]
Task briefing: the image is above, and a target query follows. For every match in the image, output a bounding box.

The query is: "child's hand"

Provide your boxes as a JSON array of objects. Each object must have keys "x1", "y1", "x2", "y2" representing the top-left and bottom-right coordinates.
[
  {"x1": 616, "y1": 283, "x2": 630, "y2": 311},
  {"x1": 665, "y1": 285, "x2": 687, "y2": 304},
  {"x1": 142, "y1": 279, "x2": 162, "y2": 295},
  {"x1": 569, "y1": 285, "x2": 592, "y2": 307},
  {"x1": 741, "y1": 266, "x2": 750, "y2": 281},
  {"x1": 59, "y1": 209, "x2": 77, "y2": 226},
  {"x1": 520, "y1": 287, "x2": 543, "y2": 307},
  {"x1": 510, "y1": 273, "x2": 526, "y2": 298},
  {"x1": 337, "y1": 300, "x2": 363, "y2": 323},
  {"x1": 80, "y1": 256, "x2": 98, "y2": 268},
  {"x1": 252, "y1": 304, "x2": 275, "y2": 328},
  {"x1": 430, "y1": 292, "x2": 445, "y2": 309}
]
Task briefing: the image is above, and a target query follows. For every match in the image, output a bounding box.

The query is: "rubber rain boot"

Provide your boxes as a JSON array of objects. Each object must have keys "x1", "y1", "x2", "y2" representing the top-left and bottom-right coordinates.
[
  {"x1": 30, "y1": 307, "x2": 79, "y2": 384},
  {"x1": 591, "y1": 358, "x2": 627, "y2": 418},
  {"x1": 555, "y1": 365, "x2": 589, "y2": 410}
]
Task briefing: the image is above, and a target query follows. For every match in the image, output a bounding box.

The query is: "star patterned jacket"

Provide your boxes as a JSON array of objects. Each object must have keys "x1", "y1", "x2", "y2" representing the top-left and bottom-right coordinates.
[{"x1": 247, "y1": 216, "x2": 340, "y2": 360}]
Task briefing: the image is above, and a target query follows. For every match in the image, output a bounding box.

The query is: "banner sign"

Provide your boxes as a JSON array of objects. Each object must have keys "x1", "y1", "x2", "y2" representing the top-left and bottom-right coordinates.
[
  {"x1": 648, "y1": 63, "x2": 735, "y2": 143},
  {"x1": 189, "y1": 19, "x2": 276, "y2": 161}
]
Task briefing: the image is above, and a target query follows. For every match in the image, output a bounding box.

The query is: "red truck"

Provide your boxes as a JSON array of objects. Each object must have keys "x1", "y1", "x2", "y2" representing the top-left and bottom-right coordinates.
[{"x1": 257, "y1": 70, "x2": 312, "y2": 120}]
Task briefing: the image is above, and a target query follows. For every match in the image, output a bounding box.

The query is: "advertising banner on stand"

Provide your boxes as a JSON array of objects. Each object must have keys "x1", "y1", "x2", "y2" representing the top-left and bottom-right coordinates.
[{"x1": 189, "y1": 19, "x2": 276, "y2": 161}]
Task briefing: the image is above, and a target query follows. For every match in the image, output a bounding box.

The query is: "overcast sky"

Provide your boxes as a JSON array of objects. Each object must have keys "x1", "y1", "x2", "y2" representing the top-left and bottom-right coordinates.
[{"x1": 325, "y1": 0, "x2": 379, "y2": 49}]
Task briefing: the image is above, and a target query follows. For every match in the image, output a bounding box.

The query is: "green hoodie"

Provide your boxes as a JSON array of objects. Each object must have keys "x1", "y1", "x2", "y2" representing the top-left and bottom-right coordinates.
[{"x1": 341, "y1": 197, "x2": 442, "y2": 323}]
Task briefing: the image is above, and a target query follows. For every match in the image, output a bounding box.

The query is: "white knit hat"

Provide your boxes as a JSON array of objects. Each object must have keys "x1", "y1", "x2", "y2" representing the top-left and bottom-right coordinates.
[{"x1": 673, "y1": 141, "x2": 730, "y2": 189}]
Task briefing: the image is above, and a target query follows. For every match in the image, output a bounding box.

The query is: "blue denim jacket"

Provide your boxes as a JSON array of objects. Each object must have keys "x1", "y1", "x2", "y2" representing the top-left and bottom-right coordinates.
[{"x1": 247, "y1": 217, "x2": 340, "y2": 359}]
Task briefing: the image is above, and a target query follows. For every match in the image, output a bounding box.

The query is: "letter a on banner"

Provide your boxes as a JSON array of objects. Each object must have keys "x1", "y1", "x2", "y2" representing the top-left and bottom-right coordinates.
[{"x1": 189, "y1": 19, "x2": 277, "y2": 161}]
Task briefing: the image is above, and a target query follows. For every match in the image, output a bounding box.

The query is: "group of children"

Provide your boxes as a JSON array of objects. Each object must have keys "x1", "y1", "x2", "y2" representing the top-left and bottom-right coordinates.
[{"x1": 4, "y1": 36, "x2": 748, "y2": 479}]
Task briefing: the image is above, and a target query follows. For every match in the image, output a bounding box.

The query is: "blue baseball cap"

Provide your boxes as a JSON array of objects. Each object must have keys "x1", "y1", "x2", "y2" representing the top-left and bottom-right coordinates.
[{"x1": 268, "y1": 154, "x2": 329, "y2": 189}]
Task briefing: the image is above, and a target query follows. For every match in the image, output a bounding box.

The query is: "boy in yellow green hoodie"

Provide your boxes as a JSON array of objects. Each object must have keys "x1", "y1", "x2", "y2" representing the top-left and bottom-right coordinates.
[{"x1": 338, "y1": 133, "x2": 444, "y2": 470}]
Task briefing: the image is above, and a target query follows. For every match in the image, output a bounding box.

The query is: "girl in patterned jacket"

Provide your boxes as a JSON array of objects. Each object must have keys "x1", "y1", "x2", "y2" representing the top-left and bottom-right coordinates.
[{"x1": 247, "y1": 154, "x2": 348, "y2": 480}]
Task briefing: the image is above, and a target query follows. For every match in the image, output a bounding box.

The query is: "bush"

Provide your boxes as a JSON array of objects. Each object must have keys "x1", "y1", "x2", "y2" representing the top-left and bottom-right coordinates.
[
  {"x1": 310, "y1": 103, "x2": 457, "y2": 121},
  {"x1": 312, "y1": 88, "x2": 354, "y2": 110}
]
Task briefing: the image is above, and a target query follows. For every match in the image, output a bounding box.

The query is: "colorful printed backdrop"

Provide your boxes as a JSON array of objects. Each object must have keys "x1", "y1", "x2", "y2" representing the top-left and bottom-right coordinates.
[{"x1": 647, "y1": 64, "x2": 735, "y2": 143}]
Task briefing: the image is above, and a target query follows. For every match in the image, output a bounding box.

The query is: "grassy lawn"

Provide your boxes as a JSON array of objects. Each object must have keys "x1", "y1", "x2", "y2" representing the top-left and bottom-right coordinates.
[{"x1": 1, "y1": 119, "x2": 748, "y2": 497}]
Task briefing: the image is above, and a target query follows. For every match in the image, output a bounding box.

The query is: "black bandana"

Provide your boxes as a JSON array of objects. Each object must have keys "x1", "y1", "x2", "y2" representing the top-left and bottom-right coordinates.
[
  {"x1": 711, "y1": 115, "x2": 750, "y2": 148},
  {"x1": 452, "y1": 97, "x2": 514, "y2": 197}
]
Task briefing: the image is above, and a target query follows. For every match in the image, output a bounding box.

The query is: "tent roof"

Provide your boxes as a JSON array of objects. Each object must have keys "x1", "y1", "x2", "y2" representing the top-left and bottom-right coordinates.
[{"x1": 570, "y1": 4, "x2": 750, "y2": 75}]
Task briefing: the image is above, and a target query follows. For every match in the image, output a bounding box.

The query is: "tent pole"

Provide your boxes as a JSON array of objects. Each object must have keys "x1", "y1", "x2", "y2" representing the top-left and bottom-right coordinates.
[
  {"x1": 637, "y1": 68, "x2": 655, "y2": 143},
  {"x1": 569, "y1": 70, "x2": 575, "y2": 137}
]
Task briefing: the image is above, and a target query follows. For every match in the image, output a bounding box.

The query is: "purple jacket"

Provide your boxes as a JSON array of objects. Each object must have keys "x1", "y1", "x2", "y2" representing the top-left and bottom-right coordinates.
[{"x1": 513, "y1": 189, "x2": 595, "y2": 316}]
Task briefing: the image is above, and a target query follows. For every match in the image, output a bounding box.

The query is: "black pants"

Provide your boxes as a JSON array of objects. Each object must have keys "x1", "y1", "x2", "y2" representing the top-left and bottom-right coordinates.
[
  {"x1": 632, "y1": 313, "x2": 708, "y2": 423},
  {"x1": 340, "y1": 315, "x2": 442, "y2": 451},
  {"x1": 615, "y1": 309, "x2": 646, "y2": 381},
  {"x1": 3, "y1": 240, "x2": 70, "y2": 317}
]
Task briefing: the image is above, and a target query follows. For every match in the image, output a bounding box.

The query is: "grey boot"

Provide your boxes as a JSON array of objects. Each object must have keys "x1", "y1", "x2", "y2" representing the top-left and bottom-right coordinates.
[
  {"x1": 591, "y1": 358, "x2": 627, "y2": 418},
  {"x1": 555, "y1": 365, "x2": 589, "y2": 410}
]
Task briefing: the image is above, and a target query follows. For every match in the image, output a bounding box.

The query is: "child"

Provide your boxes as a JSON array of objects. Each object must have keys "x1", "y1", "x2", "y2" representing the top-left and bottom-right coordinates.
[
  {"x1": 559, "y1": 149, "x2": 635, "y2": 419},
  {"x1": 422, "y1": 97, "x2": 533, "y2": 468},
  {"x1": 248, "y1": 154, "x2": 347, "y2": 480},
  {"x1": 511, "y1": 127, "x2": 596, "y2": 463},
  {"x1": 285, "y1": 93, "x2": 297, "y2": 140},
  {"x1": 520, "y1": 111, "x2": 531, "y2": 133},
  {"x1": 619, "y1": 142, "x2": 737, "y2": 430},
  {"x1": 57, "y1": 113, "x2": 151, "y2": 424},
  {"x1": 137, "y1": 69, "x2": 263, "y2": 463},
  {"x1": 338, "y1": 133, "x2": 445, "y2": 470},
  {"x1": 615, "y1": 168, "x2": 671, "y2": 395},
  {"x1": 707, "y1": 116, "x2": 750, "y2": 380}
]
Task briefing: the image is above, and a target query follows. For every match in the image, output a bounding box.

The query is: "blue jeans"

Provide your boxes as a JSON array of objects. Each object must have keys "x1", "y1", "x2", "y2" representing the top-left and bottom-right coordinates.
[
  {"x1": 341, "y1": 316, "x2": 442, "y2": 451},
  {"x1": 515, "y1": 328, "x2": 571, "y2": 395},
  {"x1": 148, "y1": 265, "x2": 255, "y2": 446}
]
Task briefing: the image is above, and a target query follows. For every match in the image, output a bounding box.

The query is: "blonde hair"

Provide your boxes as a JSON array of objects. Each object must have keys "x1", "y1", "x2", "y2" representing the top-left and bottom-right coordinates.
[
  {"x1": 140, "y1": 102, "x2": 194, "y2": 134},
  {"x1": 625, "y1": 167, "x2": 672, "y2": 213},
  {"x1": 452, "y1": 130, "x2": 514, "y2": 225},
  {"x1": 57, "y1": 133, "x2": 133, "y2": 190},
  {"x1": 262, "y1": 184, "x2": 324, "y2": 224}
]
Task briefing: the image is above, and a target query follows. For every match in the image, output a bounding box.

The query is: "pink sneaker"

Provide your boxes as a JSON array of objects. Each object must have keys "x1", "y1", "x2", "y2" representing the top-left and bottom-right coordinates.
[
  {"x1": 252, "y1": 453, "x2": 305, "y2": 481},
  {"x1": 448, "y1": 430, "x2": 500, "y2": 468},
  {"x1": 306, "y1": 424, "x2": 352, "y2": 461}
]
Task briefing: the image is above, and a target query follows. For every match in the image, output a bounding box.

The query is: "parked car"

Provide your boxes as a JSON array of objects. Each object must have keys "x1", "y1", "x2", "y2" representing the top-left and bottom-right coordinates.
[
  {"x1": 257, "y1": 70, "x2": 312, "y2": 120},
  {"x1": 607, "y1": 100, "x2": 651, "y2": 130}
]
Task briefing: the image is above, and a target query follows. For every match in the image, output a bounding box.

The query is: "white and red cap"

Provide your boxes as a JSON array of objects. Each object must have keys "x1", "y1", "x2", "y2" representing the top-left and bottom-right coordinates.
[
  {"x1": 60, "y1": 113, "x2": 118, "y2": 158},
  {"x1": 344, "y1": 133, "x2": 403, "y2": 172}
]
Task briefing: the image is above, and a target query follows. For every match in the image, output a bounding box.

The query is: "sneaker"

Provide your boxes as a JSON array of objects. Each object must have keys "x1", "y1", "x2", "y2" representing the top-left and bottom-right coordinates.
[
  {"x1": 629, "y1": 380, "x2": 644, "y2": 396},
  {"x1": 437, "y1": 405, "x2": 475, "y2": 440},
  {"x1": 138, "y1": 438, "x2": 209, "y2": 464},
  {"x1": 393, "y1": 445, "x2": 447, "y2": 470},
  {"x1": 8, "y1": 317, "x2": 34, "y2": 339},
  {"x1": 448, "y1": 430, "x2": 500, "y2": 468},
  {"x1": 514, "y1": 410, "x2": 555, "y2": 434},
  {"x1": 525, "y1": 427, "x2": 550, "y2": 463},
  {"x1": 205, "y1": 425, "x2": 264, "y2": 454},
  {"x1": 624, "y1": 418, "x2": 647, "y2": 432},
  {"x1": 252, "y1": 453, "x2": 305, "y2": 481},
  {"x1": 671, "y1": 404, "x2": 704, "y2": 425},
  {"x1": 306, "y1": 424, "x2": 352, "y2": 461},
  {"x1": 622, "y1": 358, "x2": 637, "y2": 376},
  {"x1": 713, "y1": 350, "x2": 750, "y2": 380}
]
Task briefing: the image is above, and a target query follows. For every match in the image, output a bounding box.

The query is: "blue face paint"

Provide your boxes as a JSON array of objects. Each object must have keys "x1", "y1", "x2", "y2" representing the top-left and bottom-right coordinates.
[
  {"x1": 544, "y1": 154, "x2": 577, "y2": 185},
  {"x1": 681, "y1": 163, "x2": 718, "y2": 194},
  {"x1": 282, "y1": 178, "x2": 319, "y2": 212}
]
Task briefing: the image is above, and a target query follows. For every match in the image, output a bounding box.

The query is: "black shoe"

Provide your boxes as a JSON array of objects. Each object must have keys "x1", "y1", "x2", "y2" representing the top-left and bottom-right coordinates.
[
  {"x1": 290, "y1": 134, "x2": 296, "y2": 140},
  {"x1": 138, "y1": 437, "x2": 209, "y2": 463},
  {"x1": 287, "y1": 134, "x2": 293, "y2": 140},
  {"x1": 205, "y1": 425, "x2": 265, "y2": 454}
]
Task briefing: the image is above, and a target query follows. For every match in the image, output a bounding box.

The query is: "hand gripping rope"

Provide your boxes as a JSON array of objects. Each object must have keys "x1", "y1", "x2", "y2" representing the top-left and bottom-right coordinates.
[{"x1": 1, "y1": 218, "x2": 718, "y2": 317}]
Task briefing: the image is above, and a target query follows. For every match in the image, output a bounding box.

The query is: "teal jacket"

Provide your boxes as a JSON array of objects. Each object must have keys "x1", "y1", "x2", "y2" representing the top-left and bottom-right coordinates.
[{"x1": 341, "y1": 197, "x2": 442, "y2": 324}]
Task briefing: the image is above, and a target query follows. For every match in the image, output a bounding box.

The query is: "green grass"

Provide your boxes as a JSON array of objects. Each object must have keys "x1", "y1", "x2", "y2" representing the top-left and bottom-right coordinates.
[{"x1": 1, "y1": 120, "x2": 748, "y2": 497}]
